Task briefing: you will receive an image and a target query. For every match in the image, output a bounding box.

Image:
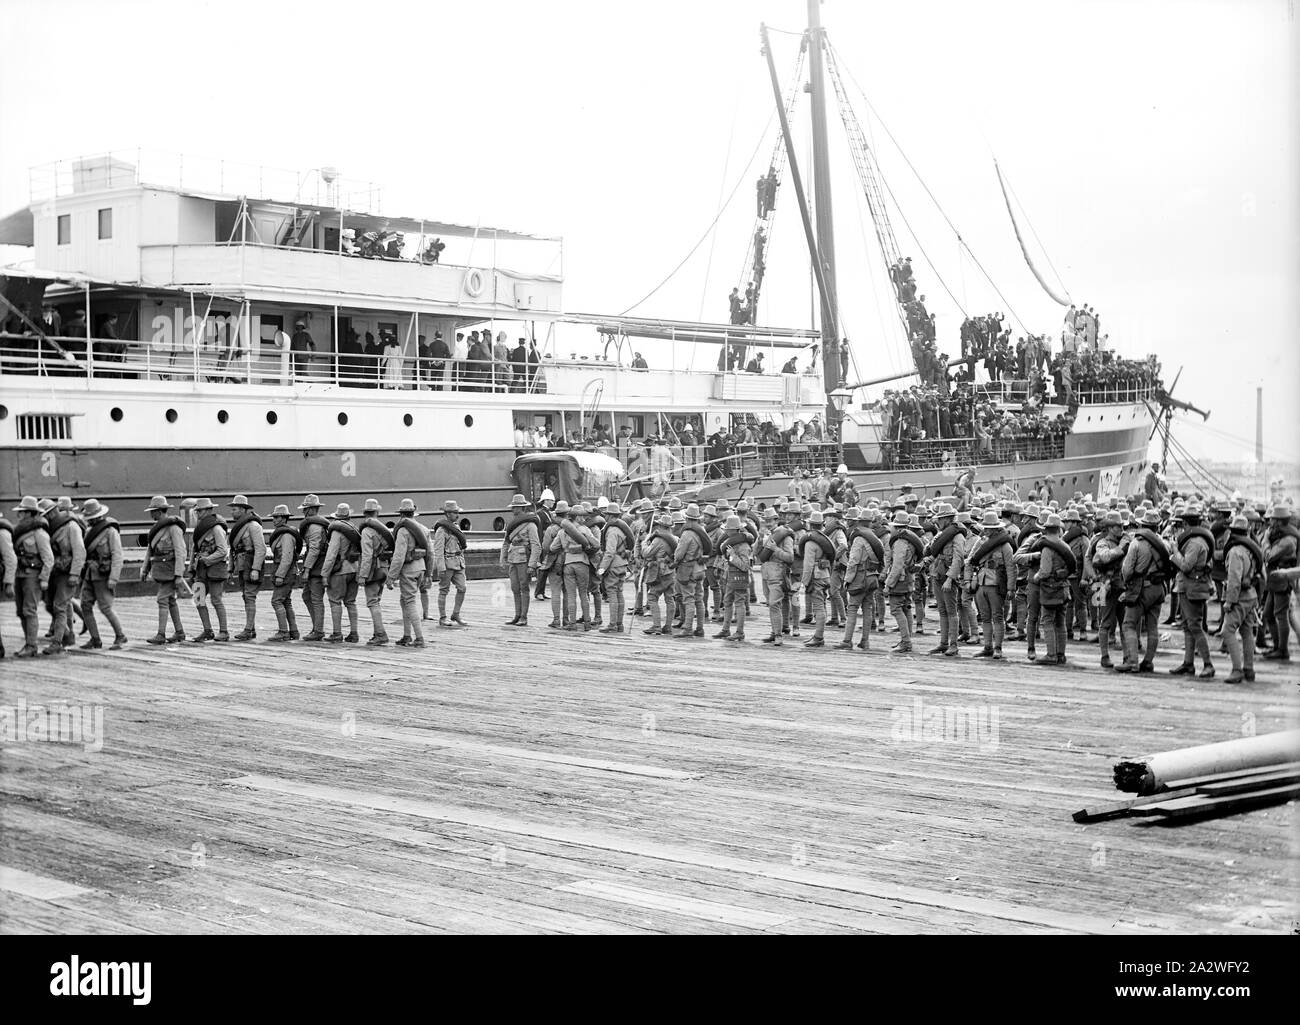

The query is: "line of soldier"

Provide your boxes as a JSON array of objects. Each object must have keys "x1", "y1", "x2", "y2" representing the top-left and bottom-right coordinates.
[
  {"x1": 3, "y1": 489, "x2": 1295, "y2": 686},
  {"x1": 1, "y1": 492, "x2": 474, "y2": 656}
]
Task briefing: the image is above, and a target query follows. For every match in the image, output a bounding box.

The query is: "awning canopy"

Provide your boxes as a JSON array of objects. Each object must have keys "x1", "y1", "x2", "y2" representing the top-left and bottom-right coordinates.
[{"x1": 0, "y1": 207, "x2": 35, "y2": 246}]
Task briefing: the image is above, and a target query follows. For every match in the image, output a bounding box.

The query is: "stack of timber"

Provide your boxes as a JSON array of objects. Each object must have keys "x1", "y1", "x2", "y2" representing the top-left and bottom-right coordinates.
[{"x1": 1074, "y1": 730, "x2": 1300, "y2": 824}]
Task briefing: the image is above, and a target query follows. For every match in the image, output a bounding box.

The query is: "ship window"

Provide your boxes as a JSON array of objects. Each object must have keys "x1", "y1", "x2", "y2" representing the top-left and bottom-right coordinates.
[
  {"x1": 266, "y1": 410, "x2": 278, "y2": 425},
  {"x1": 110, "y1": 407, "x2": 123, "y2": 422},
  {"x1": 464, "y1": 415, "x2": 474, "y2": 428},
  {"x1": 403, "y1": 413, "x2": 413, "y2": 427},
  {"x1": 17, "y1": 414, "x2": 72, "y2": 441},
  {"x1": 1072, "y1": 476, "x2": 1078, "y2": 486},
  {"x1": 217, "y1": 410, "x2": 229, "y2": 424},
  {"x1": 338, "y1": 412, "x2": 349, "y2": 426},
  {"x1": 459, "y1": 518, "x2": 471, "y2": 532},
  {"x1": 57, "y1": 214, "x2": 71, "y2": 245},
  {"x1": 492, "y1": 517, "x2": 505, "y2": 532},
  {"x1": 0, "y1": 405, "x2": 7, "y2": 420},
  {"x1": 165, "y1": 408, "x2": 178, "y2": 423},
  {"x1": 98, "y1": 208, "x2": 113, "y2": 240}
]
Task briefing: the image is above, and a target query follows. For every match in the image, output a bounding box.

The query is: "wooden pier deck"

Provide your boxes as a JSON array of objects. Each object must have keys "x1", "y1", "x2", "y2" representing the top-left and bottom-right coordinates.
[{"x1": 2, "y1": 588, "x2": 1296, "y2": 934}]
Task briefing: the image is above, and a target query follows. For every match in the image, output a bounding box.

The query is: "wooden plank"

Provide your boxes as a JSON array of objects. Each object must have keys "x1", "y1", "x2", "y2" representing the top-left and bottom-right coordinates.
[
  {"x1": 556, "y1": 878, "x2": 794, "y2": 930},
  {"x1": 0, "y1": 865, "x2": 94, "y2": 902}
]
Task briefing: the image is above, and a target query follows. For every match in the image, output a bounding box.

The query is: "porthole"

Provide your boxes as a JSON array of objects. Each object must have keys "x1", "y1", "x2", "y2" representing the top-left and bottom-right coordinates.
[
  {"x1": 464, "y1": 414, "x2": 474, "y2": 428},
  {"x1": 266, "y1": 410, "x2": 278, "y2": 425},
  {"x1": 403, "y1": 413, "x2": 413, "y2": 427},
  {"x1": 1071, "y1": 476, "x2": 1078, "y2": 486},
  {"x1": 1099, "y1": 415, "x2": 1105, "y2": 422},
  {"x1": 459, "y1": 518, "x2": 472, "y2": 532},
  {"x1": 0, "y1": 405, "x2": 8, "y2": 420},
  {"x1": 217, "y1": 409, "x2": 229, "y2": 424},
  {"x1": 110, "y1": 407, "x2": 124, "y2": 422},
  {"x1": 1089, "y1": 475, "x2": 1095, "y2": 481},
  {"x1": 338, "y1": 412, "x2": 349, "y2": 426},
  {"x1": 492, "y1": 516, "x2": 505, "y2": 531},
  {"x1": 165, "y1": 408, "x2": 178, "y2": 423}
]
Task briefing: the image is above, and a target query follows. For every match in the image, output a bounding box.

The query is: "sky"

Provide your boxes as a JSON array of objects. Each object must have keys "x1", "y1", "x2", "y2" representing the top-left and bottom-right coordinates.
[{"x1": 1, "y1": 0, "x2": 1295, "y2": 464}]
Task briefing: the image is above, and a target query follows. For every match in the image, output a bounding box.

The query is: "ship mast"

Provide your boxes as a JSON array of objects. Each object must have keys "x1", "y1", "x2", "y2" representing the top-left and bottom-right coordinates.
[{"x1": 806, "y1": 0, "x2": 841, "y2": 396}]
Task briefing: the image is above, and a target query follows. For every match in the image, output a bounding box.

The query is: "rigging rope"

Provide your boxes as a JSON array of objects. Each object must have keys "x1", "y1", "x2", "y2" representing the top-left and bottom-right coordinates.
[
  {"x1": 829, "y1": 40, "x2": 1030, "y2": 335},
  {"x1": 999, "y1": 160, "x2": 1072, "y2": 303},
  {"x1": 619, "y1": 112, "x2": 774, "y2": 318},
  {"x1": 994, "y1": 160, "x2": 1071, "y2": 307}
]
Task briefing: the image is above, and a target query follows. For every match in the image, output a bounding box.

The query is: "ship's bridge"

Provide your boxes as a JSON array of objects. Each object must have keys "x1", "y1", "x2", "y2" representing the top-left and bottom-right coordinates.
[{"x1": 10, "y1": 152, "x2": 563, "y2": 319}]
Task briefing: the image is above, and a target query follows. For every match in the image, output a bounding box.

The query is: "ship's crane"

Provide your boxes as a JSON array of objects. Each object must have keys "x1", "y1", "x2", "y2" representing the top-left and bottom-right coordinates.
[{"x1": 1145, "y1": 365, "x2": 1211, "y2": 471}]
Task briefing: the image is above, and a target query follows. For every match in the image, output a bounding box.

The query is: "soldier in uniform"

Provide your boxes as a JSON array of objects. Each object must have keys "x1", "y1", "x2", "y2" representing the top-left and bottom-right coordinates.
[
  {"x1": 1062, "y1": 508, "x2": 1090, "y2": 641},
  {"x1": 320, "y1": 502, "x2": 361, "y2": 643},
  {"x1": 596, "y1": 501, "x2": 632, "y2": 634},
  {"x1": 1168, "y1": 503, "x2": 1215, "y2": 677},
  {"x1": 824, "y1": 506, "x2": 848, "y2": 630},
  {"x1": 714, "y1": 514, "x2": 753, "y2": 641},
  {"x1": 673, "y1": 503, "x2": 708, "y2": 638},
  {"x1": 784, "y1": 502, "x2": 806, "y2": 638},
  {"x1": 839, "y1": 507, "x2": 882, "y2": 650},
  {"x1": 587, "y1": 499, "x2": 607, "y2": 627},
  {"x1": 799, "y1": 510, "x2": 833, "y2": 647},
  {"x1": 45, "y1": 496, "x2": 86, "y2": 653},
  {"x1": 1034, "y1": 513, "x2": 1072, "y2": 666},
  {"x1": 143, "y1": 496, "x2": 187, "y2": 645},
  {"x1": 884, "y1": 509, "x2": 918, "y2": 653},
  {"x1": 641, "y1": 512, "x2": 677, "y2": 636},
  {"x1": 1088, "y1": 511, "x2": 1127, "y2": 668},
  {"x1": 79, "y1": 498, "x2": 127, "y2": 650},
  {"x1": 388, "y1": 498, "x2": 431, "y2": 646},
  {"x1": 630, "y1": 498, "x2": 653, "y2": 616},
  {"x1": 757, "y1": 505, "x2": 793, "y2": 646},
  {"x1": 297, "y1": 495, "x2": 330, "y2": 641},
  {"x1": 556, "y1": 502, "x2": 598, "y2": 631},
  {"x1": 1221, "y1": 514, "x2": 1261, "y2": 683},
  {"x1": 541, "y1": 501, "x2": 569, "y2": 628},
  {"x1": 431, "y1": 500, "x2": 469, "y2": 628},
  {"x1": 1115, "y1": 509, "x2": 1168, "y2": 673},
  {"x1": 226, "y1": 495, "x2": 266, "y2": 641},
  {"x1": 358, "y1": 498, "x2": 393, "y2": 645},
  {"x1": 267, "y1": 504, "x2": 302, "y2": 642},
  {"x1": 500, "y1": 494, "x2": 540, "y2": 627},
  {"x1": 189, "y1": 497, "x2": 230, "y2": 643},
  {"x1": 701, "y1": 505, "x2": 723, "y2": 622},
  {"x1": 927, "y1": 502, "x2": 965, "y2": 657},
  {"x1": 9, "y1": 496, "x2": 53, "y2": 657},
  {"x1": 533, "y1": 488, "x2": 557, "y2": 603},
  {"x1": 969, "y1": 508, "x2": 1014, "y2": 659},
  {"x1": 1261, "y1": 504, "x2": 1297, "y2": 660},
  {"x1": 1012, "y1": 503, "x2": 1044, "y2": 658}
]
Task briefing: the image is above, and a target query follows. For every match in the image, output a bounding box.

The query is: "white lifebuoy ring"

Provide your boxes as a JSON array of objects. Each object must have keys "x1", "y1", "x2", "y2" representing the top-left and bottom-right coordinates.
[{"x1": 463, "y1": 268, "x2": 485, "y2": 298}]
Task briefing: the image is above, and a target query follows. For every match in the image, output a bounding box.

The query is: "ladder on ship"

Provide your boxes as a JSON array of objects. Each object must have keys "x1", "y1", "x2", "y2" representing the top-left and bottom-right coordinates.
[
  {"x1": 736, "y1": 35, "x2": 809, "y2": 323},
  {"x1": 278, "y1": 208, "x2": 315, "y2": 248}
]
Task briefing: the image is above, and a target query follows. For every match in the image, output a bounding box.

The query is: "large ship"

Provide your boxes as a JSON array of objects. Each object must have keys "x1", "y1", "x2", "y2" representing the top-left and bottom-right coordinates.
[{"x1": 0, "y1": 4, "x2": 1179, "y2": 539}]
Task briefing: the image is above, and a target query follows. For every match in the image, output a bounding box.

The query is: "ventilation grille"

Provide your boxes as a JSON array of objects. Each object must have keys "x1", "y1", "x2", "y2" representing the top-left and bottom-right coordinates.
[{"x1": 17, "y1": 414, "x2": 72, "y2": 441}]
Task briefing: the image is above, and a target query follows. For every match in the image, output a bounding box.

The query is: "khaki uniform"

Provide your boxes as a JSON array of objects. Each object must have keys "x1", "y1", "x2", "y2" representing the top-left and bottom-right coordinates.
[
  {"x1": 389, "y1": 518, "x2": 431, "y2": 642},
  {"x1": 82, "y1": 519, "x2": 125, "y2": 645}
]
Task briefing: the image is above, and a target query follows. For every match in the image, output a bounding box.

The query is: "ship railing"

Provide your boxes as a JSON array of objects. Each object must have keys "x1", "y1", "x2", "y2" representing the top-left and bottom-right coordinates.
[
  {"x1": 0, "y1": 334, "x2": 825, "y2": 403},
  {"x1": 1073, "y1": 382, "x2": 1158, "y2": 404},
  {"x1": 877, "y1": 435, "x2": 1065, "y2": 470},
  {"x1": 29, "y1": 149, "x2": 382, "y2": 213}
]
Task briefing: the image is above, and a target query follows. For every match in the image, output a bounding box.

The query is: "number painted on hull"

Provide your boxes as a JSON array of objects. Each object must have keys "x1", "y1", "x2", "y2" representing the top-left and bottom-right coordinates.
[
  {"x1": 41, "y1": 451, "x2": 57, "y2": 477},
  {"x1": 341, "y1": 452, "x2": 357, "y2": 477},
  {"x1": 1097, "y1": 465, "x2": 1123, "y2": 500}
]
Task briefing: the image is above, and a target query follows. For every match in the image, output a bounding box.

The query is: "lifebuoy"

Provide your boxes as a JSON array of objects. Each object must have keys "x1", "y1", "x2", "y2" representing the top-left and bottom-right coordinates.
[{"x1": 464, "y1": 268, "x2": 485, "y2": 298}]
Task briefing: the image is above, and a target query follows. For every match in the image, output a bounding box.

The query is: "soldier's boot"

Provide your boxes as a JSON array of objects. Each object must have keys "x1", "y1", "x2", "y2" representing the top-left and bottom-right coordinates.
[
  {"x1": 841, "y1": 606, "x2": 859, "y2": 648},
  {"x1": 192, "y1": 606, "x2": 215, "y2": 643},
  {"x1": 451, "y1": 591, "x2": 468, "y2": 627},
  {"x1": 148, "y1": 606, "x2": 169, "y2": 644},
  {"x1": 438, "y1": 594, "x2": 450, "y2": 627},
  {"x1": 367, "y1": 606, "x2": 388, "y2": 645},
  {"x1": 420, "y1": 589, "x2": 431, "y2": 620},
  {"x1": 235, "y1": 597, "x2": 257, "y2": 641},
  {"x1": 645, "y1": 598, "x2": 662, "y2": 635},
  {"x1": 519, "y1": 586, "x2": 531, "y2": 624},
  {"x1": 166, "y1": 600, "x2": 185, "y2": 643},
  {"x1": 272, "y1": 604, "x2": 290, "y2": 640},
  {"x1": 285, "y1": 606, "x2": 299, "y2": 640},
  {"x1": 591, "y1": 592, "x2": 602, "y2": 627},
  {"x1": 328, "y1": 605, "x2": 344, "y2": 642},
  {"x1": 733, "y1": 608, "x2": 746, "y2": 641}
]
